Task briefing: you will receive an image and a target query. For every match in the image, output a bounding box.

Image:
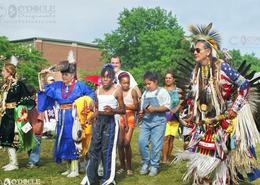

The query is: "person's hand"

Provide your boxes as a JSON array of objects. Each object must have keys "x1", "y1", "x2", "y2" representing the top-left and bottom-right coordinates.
[
  {"x1": 138, "y1": 110, "x2": 144, "y2": 119},
  {"x1": 104, "y1": 105, "x2": 114, "y2": 113},
  {"x1": 87, "y1": 112, "x2": 97, "y2": 125},
  {"x1": 146, "y1": 105, "x2": 156, "y2": 113},
  {"x1": 183, "y1": 114, "x2": 193, "y2": 127},
  {"x1": 179, "y1": 99, "x2": 184, "y2": 105},
  {"x1": 228, "y1": 109, "x2": 237, "y2": 119},
  {"x1": 39, "y1": 69, "x2": 50, "y2": 74},
  {"x1": 89, "y1": 101, "x2": 95, "y2": 112},
  {"x1": 171, "y1": 107, "x2": 178, "y2": 114}
]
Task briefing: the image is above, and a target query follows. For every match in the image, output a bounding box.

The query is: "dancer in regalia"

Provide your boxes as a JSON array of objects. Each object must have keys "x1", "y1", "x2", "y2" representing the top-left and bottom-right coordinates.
[
  {"x1": 0, "y1": 56, "x2": 36, "y2": 171},
  {"x1": 38, "y1": 51, "x2": 95, "y2": 177},
  {"x1": 175, "y1": 23, "x2": 260, "y2": 184}
]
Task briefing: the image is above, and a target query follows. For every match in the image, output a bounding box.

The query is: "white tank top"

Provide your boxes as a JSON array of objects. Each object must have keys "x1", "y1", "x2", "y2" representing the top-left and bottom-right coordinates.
[
  {"x1": 97, "y1": 87, "x2": 118, "y2": 111},
  {"x1": 123, "y1": 88, "x2": 133, "y2": 105}
]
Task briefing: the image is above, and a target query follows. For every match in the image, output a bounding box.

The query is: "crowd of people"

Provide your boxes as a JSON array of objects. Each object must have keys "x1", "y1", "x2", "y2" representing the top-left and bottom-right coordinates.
[{"x1": 1, "y1": 23, "x2": 260, "y2": 185}]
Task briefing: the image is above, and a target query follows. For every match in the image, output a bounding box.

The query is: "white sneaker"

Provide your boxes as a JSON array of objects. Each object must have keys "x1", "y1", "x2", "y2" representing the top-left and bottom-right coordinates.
[
  {"x1": 2, "y1": 163, "x2": 11, "y2": 169},
  {"x1": 4, "y1": 164, "x2": 19, "y2": 171},
  {"x1": 80, "y1": 176, "x2": 88, "y2": 185},
  {"x1": 67, "y1": 171, "x2": 79, "y2": 178},
  {"x1": 61, "y1": 170, "x2": 70, "y2": 176}
]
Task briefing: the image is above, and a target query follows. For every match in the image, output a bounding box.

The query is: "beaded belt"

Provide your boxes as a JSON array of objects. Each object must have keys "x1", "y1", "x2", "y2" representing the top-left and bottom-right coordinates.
[
  {"x1": 5, "y1": 102, "x2": 17, "y2": 109},
  {"x1": 60, "y1": 103, "x2": 73, "y2": 110}
]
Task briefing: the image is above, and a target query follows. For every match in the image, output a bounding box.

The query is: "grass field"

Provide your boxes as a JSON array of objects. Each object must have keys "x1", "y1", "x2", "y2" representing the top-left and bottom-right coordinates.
[{"x1": 0, "y1": 128, "x2": 260, "y2": 185}]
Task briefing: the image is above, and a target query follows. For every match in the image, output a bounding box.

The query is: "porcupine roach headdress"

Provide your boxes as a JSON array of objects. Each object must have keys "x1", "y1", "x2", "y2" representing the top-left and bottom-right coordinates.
[{"x1": 188, "y1": 22, "x2": 221, "y2": 58}]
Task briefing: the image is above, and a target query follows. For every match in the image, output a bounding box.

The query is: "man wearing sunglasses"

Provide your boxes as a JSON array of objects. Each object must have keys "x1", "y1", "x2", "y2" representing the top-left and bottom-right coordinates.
[{"x1": 175, "y1": 23, "x2": 260, "y2": 184}]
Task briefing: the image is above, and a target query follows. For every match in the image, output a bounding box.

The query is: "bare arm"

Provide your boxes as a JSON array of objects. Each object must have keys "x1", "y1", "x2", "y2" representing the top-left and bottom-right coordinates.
[
  {"x1": 133, "y1": 85, "x2": 142, "y2": 99},
  {"x1": 146, "y1": 105, "x2": 169, "y2": 113},
  {"x1": 114, "y1": 88, "x2": 126, "y2": 114},
  {"x1": 88, "y1": 91, "x2": 98, "y2": 124},
  {"x1": 125, "y1": 88, "x2": 139, "y2": 111}
]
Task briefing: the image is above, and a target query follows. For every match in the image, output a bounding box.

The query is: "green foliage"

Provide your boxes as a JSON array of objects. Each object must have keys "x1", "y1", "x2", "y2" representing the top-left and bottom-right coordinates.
[
  {"x1": 96, "y1": 7, "x2": 260, "y2": 90},
  {"x1": 229, "y1": 49, "x2": 260, "y2": 72},
  {"x1": 95, "y1": 7, "x2": 193, "y2": 88},
  {"x1": 82, "y1": 80, "x2": 97, "y2": 91},
  {"x1": 0, "y1": 36, "x2": 48, "y2": 88}
]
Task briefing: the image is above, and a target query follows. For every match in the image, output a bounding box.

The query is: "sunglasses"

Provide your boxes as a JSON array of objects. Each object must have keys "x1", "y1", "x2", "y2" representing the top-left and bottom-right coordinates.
[{"x1": 192, "y1": 48, "x2": 205, "y2": 53}]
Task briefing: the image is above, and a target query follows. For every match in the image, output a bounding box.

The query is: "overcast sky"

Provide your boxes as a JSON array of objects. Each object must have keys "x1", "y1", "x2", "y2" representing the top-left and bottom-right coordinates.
[{"x1": 1, "y1": 0, "x2": 260, "y2": 57}]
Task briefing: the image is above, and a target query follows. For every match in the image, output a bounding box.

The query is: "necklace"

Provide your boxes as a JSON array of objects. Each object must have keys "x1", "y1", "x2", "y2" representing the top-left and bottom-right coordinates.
[
  {"x1": 201, "y1": 64, "x2": 210, "y2": 87},
  {"x1": 62, "y1": 79, "x2": 76, "y2": 99}
]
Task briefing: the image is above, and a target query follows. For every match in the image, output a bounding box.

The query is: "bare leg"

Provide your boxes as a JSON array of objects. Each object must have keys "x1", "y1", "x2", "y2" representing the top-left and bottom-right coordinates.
[
  {"x1": 124, "y1": 128, "x2": 134, "y2": 172},
  {"x1": 168, "y1": 136, "x2": 174, "y2": 160},
  {"x1": 117, "y1": 126, "x2": 126, "y2": 171},
  {"x1": 162, "y1": 136, "x2": 170, "y2": 163}
]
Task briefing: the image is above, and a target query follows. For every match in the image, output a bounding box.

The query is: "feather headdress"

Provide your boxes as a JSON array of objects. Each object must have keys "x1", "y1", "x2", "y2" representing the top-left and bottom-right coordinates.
[
  {"x1": 188, "y1": 23, "x2": 221, "y2": 57},
  {"x1": 57, "y1": 50, "x2": 77, "y2": 74},
  {"x1": 67, "y1": 50, "x2": 76, "y2": 64}
]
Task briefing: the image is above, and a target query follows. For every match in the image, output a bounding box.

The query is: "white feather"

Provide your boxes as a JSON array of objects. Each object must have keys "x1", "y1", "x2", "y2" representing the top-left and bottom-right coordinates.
[
  {"x1": 10, "y1": 55, "x2": 19, "y2": 66},
  {"x1": 67, "y1": 50, "x2": 75, "y2": 64}
]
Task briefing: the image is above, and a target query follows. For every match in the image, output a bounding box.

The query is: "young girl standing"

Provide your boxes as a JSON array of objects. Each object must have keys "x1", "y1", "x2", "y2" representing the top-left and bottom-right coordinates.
[
  {"x1": 82, "y1": 64, "x2": 125, "y2": 185},
  {"x1": 138, "y1": 71, "x2": 171, "y2": 176},
  {"x1": 161, "y1": 70, "x2": 183, "y2": 164},
  {"x1": 117, "y1": 72, "x2": 139, "y2": 176}
]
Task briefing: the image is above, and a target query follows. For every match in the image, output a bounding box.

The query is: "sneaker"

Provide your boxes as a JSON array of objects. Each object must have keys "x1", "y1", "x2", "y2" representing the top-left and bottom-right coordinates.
[
  {"x1": 108, "y1": 180, "x2": 116, "y2": 185},
  {"x1": 4, "y1": 164, "x2": 19, "y2": 171},
  {"x1": 67, "y1": 171, "x2": 79, "y2": 178},
  {"x1": 127, "y1": 170, "x2": 133, "y2": 176},
  {"x1": 148, "y1": 167, "x2": 158, "y2": 177},
  {"x1": 61, "y1": 170, "x2": 70, "y2": 176},
  {"x1": 116, "y1": 168, "x2": 125, "y2": 175},
  {"x1": 139, "y1": 164, "x2": 149, "y2": 175},
  {"x1": 26, "y1": 162, "x2": 38, "y2": 169},
  {"x1": 2, "y1": 163, "x2": 11, "y2": 169},
  {"x1": 80, "y1": 176, "x2": 88, "y2": 185}
]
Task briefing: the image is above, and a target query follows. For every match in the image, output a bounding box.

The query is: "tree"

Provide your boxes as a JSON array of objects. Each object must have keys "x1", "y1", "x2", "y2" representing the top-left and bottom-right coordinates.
[
  {"x1": 96, "y1": 7, "x2": 260, "y2": 89},
  {"x1": 0, "y1": 36, "x2": 48, "y2": 88},
  {"x1": 95, "y1": 7, "x2": 193, "y2": 87},
  {"x1": 229, "y1": 49, "x2": 260, "y2": 72}
]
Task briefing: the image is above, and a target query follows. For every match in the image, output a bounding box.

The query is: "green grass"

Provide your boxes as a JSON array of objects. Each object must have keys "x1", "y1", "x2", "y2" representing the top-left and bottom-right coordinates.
[{"x1": 0, "y1": 128, "x2": 260, "y2": 185}]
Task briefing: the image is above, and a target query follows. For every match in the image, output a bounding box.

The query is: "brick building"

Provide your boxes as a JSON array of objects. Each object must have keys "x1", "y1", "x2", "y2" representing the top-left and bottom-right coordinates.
[{"x1": 11, "y1": 37, "x2": 104, "y2": 74}]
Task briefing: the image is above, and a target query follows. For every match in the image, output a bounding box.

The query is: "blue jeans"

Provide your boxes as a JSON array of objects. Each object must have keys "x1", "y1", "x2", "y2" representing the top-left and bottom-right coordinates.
[
  {"x1": 138, "y1": 120, "x2": 166, "y2": 169},
  {"x1": 28, "y1": 135, "x2": 42, "y2": 165}
]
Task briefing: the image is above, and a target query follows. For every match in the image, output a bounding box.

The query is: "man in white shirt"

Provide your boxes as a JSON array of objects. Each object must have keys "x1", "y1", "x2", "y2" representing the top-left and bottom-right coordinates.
[{"x1": 110, "y1": 56, "x2": 141, "y2": 98}]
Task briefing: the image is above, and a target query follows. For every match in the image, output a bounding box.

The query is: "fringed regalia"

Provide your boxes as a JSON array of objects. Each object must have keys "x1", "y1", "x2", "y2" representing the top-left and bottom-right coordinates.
[
  {"x1": 175, "y1": 23, "x2": 260, "y2": 184},
  {"x1": 0, "y1": 79, "x2": 36, "y2": 151}
]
